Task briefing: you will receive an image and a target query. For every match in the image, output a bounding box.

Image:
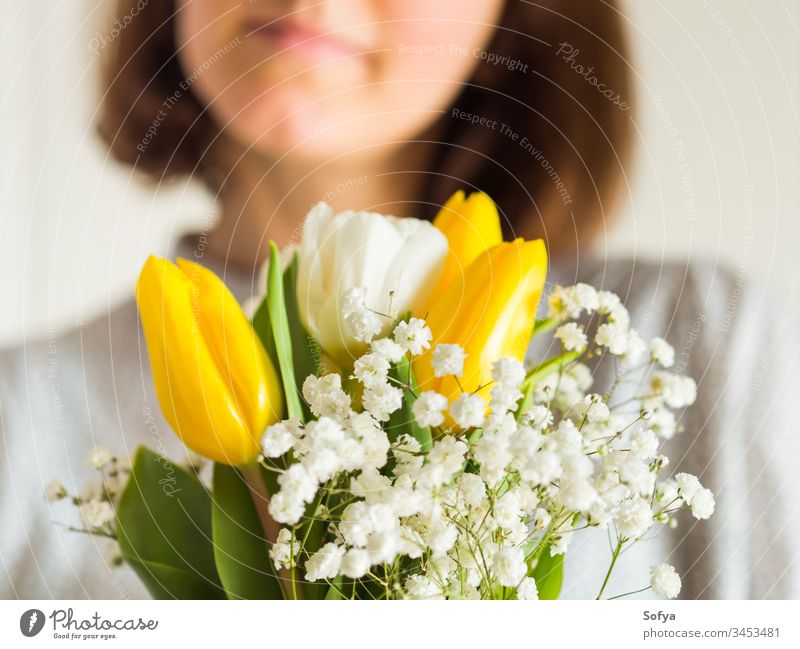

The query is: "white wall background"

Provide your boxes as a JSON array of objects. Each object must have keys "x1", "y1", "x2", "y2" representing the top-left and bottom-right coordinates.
[{"x1": 1, "y1": 0, "x2": 798, "y2": 345}]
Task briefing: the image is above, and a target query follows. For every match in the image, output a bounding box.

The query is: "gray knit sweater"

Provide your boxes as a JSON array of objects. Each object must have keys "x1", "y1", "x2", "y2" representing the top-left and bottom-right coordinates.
[{"x1": 2, "y1": 236, "x2": 798, "y2": 599}]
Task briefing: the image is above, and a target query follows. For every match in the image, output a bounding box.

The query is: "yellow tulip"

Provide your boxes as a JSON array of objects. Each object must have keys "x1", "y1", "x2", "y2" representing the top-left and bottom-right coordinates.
[
  {"x1": 415, "y1": 238, "x2": 548, "y2": 406},
  {"x1": 431, "y1": 190, "x2": 503, "y2": 300},
  {"x1": 135, "y1": 256, "x2": 283, "y2": 465}
]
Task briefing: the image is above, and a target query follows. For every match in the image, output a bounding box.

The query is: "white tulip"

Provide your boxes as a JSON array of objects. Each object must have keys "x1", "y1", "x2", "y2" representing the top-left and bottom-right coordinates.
[{"x1": 296, "y1": 202, "x2": 448, "y2": 368}]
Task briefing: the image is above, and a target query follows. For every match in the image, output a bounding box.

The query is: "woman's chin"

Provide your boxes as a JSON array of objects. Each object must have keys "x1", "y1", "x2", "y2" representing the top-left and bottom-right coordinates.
[{"x1": 225, "y1": 97, "x2": 382, "y2": 162}]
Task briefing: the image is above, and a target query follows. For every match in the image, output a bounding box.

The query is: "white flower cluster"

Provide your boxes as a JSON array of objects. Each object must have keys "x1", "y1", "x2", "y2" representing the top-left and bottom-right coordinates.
[
  {"x1": 46, "y1": 446, "x2": 134, "y2": 568},
  {"x1": 259, "y1": 284, "x2": 713, "y2": 600}
]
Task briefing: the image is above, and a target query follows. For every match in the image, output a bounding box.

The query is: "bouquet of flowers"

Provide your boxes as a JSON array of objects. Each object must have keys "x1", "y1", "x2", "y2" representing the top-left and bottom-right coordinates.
[{"x1": 49, "y1": 191, "x2": 713, "y2": 600}]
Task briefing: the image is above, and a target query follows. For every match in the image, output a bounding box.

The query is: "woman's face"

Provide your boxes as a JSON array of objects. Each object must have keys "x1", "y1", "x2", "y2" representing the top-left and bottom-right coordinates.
[{"x1": 176, "y1": 0, "x2": 505, "y2": 161}]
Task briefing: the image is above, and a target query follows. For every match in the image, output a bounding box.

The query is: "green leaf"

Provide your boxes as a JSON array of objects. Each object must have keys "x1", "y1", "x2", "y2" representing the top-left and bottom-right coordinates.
[
  {"x1": 211, "y1": 463, "x2": 283, "y2": 599},
  {"x1": 530, "y1": 543, "x2": 564, "y2": 600},
  {"x1": 282, "y1": 254, "x2": 322, "y2": 388},
  {"x1": 522, "y1": 350, "x2": 581, "y2": 390},
  {"x1": 116, "y1": 446, "x2": 224, "y2": 599},
  {"x1": 123, "y1": 558, "x2": 224, "y2": 599},
  {"x1": 267, "y1": 242, "x2": 306, "y2": 422},
  {"x1": 531, "y1": 317, "x2": 559, "y2": 338},
  {"x1": 252, "y1": 298, "x2": 277, "y2": 369},
  {"x1": 325, "y1": 577, "x2": 345, "y2": 600},
  {"x1": 387, "y1": 356, "x2": 432, "y2": 452}
]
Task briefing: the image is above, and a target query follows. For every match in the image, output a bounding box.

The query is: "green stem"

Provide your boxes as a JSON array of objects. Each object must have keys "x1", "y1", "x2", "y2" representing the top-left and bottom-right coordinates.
[
  {"x1": 241, "y1": 464, "x2": 300, "y2": 599},
  {"x1": 607, "y1": 585, "x2": 652, "y2": 600},
  {"x1": 596, "y1": 538, "x2": 624, "y2": 600}
]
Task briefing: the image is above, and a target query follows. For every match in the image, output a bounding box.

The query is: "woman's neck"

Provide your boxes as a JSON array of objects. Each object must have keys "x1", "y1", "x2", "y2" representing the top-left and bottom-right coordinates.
[{"x1": 204, "y1": 139, "x2": 434, "y2": 269}]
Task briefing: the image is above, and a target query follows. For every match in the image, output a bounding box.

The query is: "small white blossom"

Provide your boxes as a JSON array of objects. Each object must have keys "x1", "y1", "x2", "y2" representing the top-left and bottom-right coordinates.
[
  {"x1": 342, "y1": 287, "x2": 382, "y2": 343},
  {"x1": 555, "y1": 322, "x2": 587, "y2": 352},
  {"x1": 302, "y1": 374, "x2": 351, "y2": 420},
  {"x1": 431, "y1": 344, "x2": 466, "y2": 377},
  {"x1": 412, "y1": 391, "x2": 448, "y2": 427},
  {"x1": 517, "y1": 577, "x2": 539, "y2": 600},
  {"x1": 583, "y1": 394, "x2": 610, "y2": 423},
  {"x1": 305, "y1": 542, "x2": 345, "y2": 581},
  {"x1": 675, "y1": 473, "x2": 702, "y2": 501},
  {"x1": 370, "y1": 337, "x2": 405, "y2": 363},
  {"x1": 690, "y1": 488, "x2": 715, "y2": 519},
  {"x1": 614, "y1": 498, "x2": 653, "y2": 539},
  {"x1": 457, "y1": 473, "x2": 486, "y2": 508},
  {"x1": 649, "y1": 337, "x2": 675, "y2": 368},
  {"x1": 652, "y1": 372, "x2": 697, "y2": 409},
  {"x1": 405, "y1": 575, "x2": 443, "y2": 599},
  {"x1": 595, "y1": 322, "x2": 630, "y2": 355},
  {"x1": 393, "y1": 318, "x2": 432, "y2": 355},
  {"x1": 85, "y1": 446, "x2": 113, "y2": 469},
  {"x1": 269, "y1": 528, "x2": 295, "y2": 569},
  {"x1": 525, "y1": 404, "x2": 554, "y2": 429},
  {"x1": 268, "y1": 492, "x2": 307, "y2": 526},
  {"x1": 343, "y1": 286, "x2": 368, "y2": 314},
  {"x1": 621, "y1": 331, "x2": 647, "y2": 365},
  {"x1": 345, "y1": 308, "x2": 383, "y2": 344},
  {"x1": 44, "y1": 480, "x2": 67, "y2": 503},
  {"x1": 493, "y1": 547, "x2": 527, "y2": 587},
  {"x1": 492, "y1": 358, "x2": 526, "y2": 388},
  {"x1": 630, "y1": 428, "x2": 659, "y2": 459},
  {"x1": 449, "y1": 393, "x2": 485, "y2": 429},
  {"x1": 261, "y1": 420, "x2": 297, "y2": 458},
  {"x1": 79, "y1": 500, "x2": 115, "y2": 530},
  {"x1": 353, "y1": 352, "x2": 390, "y2": 388},
  {"x1": 340, "y1": 548, "x2": 371, "y2": 578},
  {"x1": 362, "y1": 382, "x2": 403, "y2": 422},
  {"x1": 650, "y1": 563, "x2": 681, "y2": 598}
]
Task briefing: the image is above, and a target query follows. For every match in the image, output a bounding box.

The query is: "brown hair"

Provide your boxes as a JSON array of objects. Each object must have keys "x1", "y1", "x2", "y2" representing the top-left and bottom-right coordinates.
[{"x1": 97, "y1": 1, "x2": 634, "y2": 259}]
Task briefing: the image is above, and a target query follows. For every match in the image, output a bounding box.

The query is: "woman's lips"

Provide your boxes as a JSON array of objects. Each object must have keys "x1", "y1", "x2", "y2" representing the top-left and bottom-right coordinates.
[{"x1": 247, "y1": 18, "x2": 363, "y2": 65}]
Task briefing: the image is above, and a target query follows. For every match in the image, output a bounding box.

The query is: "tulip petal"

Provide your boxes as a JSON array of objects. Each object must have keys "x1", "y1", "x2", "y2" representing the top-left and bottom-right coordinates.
[
  {"x1": 432, "y1": 191, "x2": 503, "y2": 299},
  {"x1": 136, "y1": 256, "x2": 282, "y2": 465},
  {"x1": 414, "y1": 239, "x2": 548, "y2": 404},
  {"x1": 296, "y1": 204, "x2": 447, "y2": 368}
]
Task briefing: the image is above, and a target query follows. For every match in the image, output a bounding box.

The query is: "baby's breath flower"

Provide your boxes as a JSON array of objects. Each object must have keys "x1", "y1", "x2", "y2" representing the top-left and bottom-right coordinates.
[
  {"x1": 651, "y1": 372, "x2": 697, "y2": 409},
  {"x1": 362, "y1": 382, "x2": 403, "y2": 422},
  {"x1": 621, "y1": 331, "x2": 647, "y2": 365},
  {"x1": 340, "y1": 548, "x2": 371, "y2": 578},
  {"x1": 525, "y1": 404, "x2": 554, "y2": 429},
  {"x1": 689, "y1": 488, "x2": 715, "y2": 520},
  {"x1": 555, "y1": 322, "x2": 588, "y2": 352},
  {"x1": 305, "y1": 542, "x2": 345, "y2": 581},
  {"x1": 261, "y1": 420, "x2": 297, "y2": 458},
  {"x1": 595, "y1": 322, "x2": 630, "y2": 355},
  {"x1": 431, "y1": 344, "x2": 466, "y2": 378},
  {"x1": 85, "y1": 446, "x2": 113, "y2": 470},
  {"x1": 492, "y1": 358, "x2": 526, "y2": 388},
  {"x1": 583, "y1": 394, "x2": 610, "y2": 423},
  {"x1": 649, "y1": 337, "x2": 675, "y2": 368},
  {"x1": 345, "y1": 308, "x2": 383, "y2": 344},
  {"x1": 674, "y1": 473, "x2": 702, "y2": 501},
  {"x1": 79, "y1": 500, "x2": 115, "y2": 530},
  {"x1": 302, "y1": 374, "x2": 351, "y2": 420},
  {"x1": 517, "y1": 577, "x2": 539, "y2": 600},
  {"x1": 353, "y1": 352, "x2": 390, "y2": 388},
  {"x1": 650, "y1": 563, "x2": 681, "y2": 598},
  {"x1": 449, "y1": 393, "x2": 485, "y2": 429},
  {"x1": 411, "y1": 391, "x2": 448, "y2": 427},
  {"x1": 370, "y1": 337, "x2": 405, "y2": 363},
  {"x1": 405, "y1": 575, "x2": 443, "y2": 599},
  {"x1": 393, "y1": 318, "x2": 432, "y2": 355},
  {"x1": 493, "y1": 547, "x2": 527, "y2": 587},
  {"x1": 269, "y1": 528, "x2": 295, "y2": 570},
  {"x1": 614, "y1": 498, "x2": 653, "y2": 539},
  {"x1": 44, "y1": 480, "x2": 67, "y2": 503}
]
